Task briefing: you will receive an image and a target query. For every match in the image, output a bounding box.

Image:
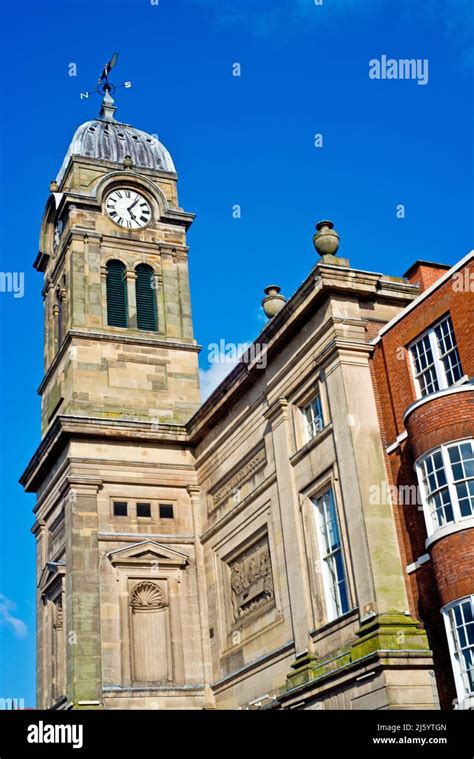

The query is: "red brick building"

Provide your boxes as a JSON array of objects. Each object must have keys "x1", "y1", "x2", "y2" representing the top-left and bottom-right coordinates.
[{"x1": 371, "y1": 252, "x2": 474, "y2": 709}]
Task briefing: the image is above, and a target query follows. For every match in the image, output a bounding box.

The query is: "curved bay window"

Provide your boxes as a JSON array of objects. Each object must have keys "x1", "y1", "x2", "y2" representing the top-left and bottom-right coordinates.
[
  {"x1": 443, "y1": 596, "x2": 474, "y2": 704},
  {"x1": 106, "y1": 260, "x2": 128, "y2": 328},
  {"x1": 416, "y1": 439, "x2": 474, "y2": 536},
  {"x1": 135, "y1": 264, "x2": 157, "y2": 331}
]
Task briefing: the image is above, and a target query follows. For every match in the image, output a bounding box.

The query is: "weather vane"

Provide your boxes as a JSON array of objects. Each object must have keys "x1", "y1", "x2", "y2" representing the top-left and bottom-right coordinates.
[{"x1": 80, "y1": 53, "x2": 132, "y2": 101}]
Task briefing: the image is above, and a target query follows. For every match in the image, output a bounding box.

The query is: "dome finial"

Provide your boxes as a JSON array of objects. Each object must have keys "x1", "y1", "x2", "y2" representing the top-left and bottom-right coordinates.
[
  {"x1": 99, "y1": 87, "x2": 117, "y2": 122},
  {"x1": 98, "y1": 53, "x2": 119, "y2": 122}
]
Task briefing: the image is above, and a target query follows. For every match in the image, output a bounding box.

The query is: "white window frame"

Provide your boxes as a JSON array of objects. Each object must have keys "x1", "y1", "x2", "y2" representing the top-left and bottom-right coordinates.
[
  {"x1": 409, "y1": 314, "x2": 463, "y2": 399},
  {"x1": 416, "y1": 439, "x2": 474, "y2": 537},
  {"x1": 301, "y1": 393, "x2": 324, "y2": 442},
  {"x1": 442, "y1": 595, "x2": 474, "y2": 704},
  {"x1": 312, "y1": 488, "x2": 350, "y2": 622}
]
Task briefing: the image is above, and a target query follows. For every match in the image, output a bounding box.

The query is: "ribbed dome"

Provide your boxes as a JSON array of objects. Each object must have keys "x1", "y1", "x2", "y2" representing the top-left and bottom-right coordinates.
[{"x1": 56, "y1": 118, "x2": 176, "y2": 183}]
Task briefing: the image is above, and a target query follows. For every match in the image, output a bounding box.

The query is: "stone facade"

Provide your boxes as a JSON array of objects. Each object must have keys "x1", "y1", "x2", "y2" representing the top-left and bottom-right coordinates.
[{"x1": 22, "y1": 103, "x2": 462, "y2": 711}]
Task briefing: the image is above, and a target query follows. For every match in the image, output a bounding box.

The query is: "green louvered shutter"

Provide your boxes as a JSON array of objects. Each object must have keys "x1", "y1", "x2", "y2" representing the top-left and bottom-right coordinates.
[
  {"x1": 136, "y1": 264, "x2": 157, "y2": 331},
  {"x1": 106, "y1": 260, "x2": 128, "y2": 327}
]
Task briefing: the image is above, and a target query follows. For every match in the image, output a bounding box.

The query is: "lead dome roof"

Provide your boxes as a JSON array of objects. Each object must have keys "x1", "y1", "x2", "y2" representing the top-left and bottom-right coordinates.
[{"x1": 56, "y1": 111, "x2": 176, "y2": 184}]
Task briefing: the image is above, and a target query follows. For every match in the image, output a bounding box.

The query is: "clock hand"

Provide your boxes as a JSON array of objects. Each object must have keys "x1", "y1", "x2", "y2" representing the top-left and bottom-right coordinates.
[{"x1": 128, "y1": 198, "x2": 140, "y2": 212}]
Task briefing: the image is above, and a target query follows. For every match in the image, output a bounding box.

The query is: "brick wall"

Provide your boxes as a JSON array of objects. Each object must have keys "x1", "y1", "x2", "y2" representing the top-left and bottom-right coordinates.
[
  {"x1": 370, "y1": 256, "x2": 474, "y2": 710},
  {"x1": 406, "y1": 391, "x2": 474, "y2": 459},
  {"x1": 373, "y1": 261, "x2": 474, "y2": 439},
  {"x1": 404, "y1": 262, "x2": 451, "y2": 293},
  {"x1": 431, "y1": 530, "x2": 474, "y2": 607}
]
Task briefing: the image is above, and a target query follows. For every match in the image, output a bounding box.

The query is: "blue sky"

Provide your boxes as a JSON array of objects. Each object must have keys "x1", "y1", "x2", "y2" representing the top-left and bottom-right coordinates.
[{"x1": 0, "y1": 0, "x2": 472, "y2": 707}]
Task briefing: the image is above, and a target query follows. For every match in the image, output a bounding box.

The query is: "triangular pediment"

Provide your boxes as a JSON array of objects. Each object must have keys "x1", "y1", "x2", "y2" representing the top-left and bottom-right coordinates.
[
  {"x1": 107, "y1": 540, "x2": 189, "y2": 567},
  {"x1": 38, "y1": 560, "x2": 65, "y2": 594}
]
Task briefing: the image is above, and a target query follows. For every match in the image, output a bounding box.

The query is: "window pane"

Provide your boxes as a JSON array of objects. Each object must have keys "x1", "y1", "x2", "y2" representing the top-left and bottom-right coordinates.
[
  {"x1": 448, "y1": 442, "x2": 474, "y2": 518},
  {"x1": 314, "y1": 489, "x2": 350, "y2": 621},
  {"x1": 435, "y1": 316, "x2": 463, "y2": 387},
  {"x1": 302, "y1": 394, "x2": 324, "y2": 439},
  {"x1": 456, "y1": 482, "x2": 474, "y2": 518},
  {"x1": 411, "y1": 316, "x2": 462, "y2": 396},
  {"x1": 447, "y1": 597, "x2": 474, "y2": 698},
  {"x1": 411, "y1": 335, "x2": 439, "y2": 397},
  {"x1": 430, "y1": 489, "x2": 454, "y2": 527},
  {"x1": 326, "y1": 494, "x2": 341, "y2": 550},
  {"x1": 113, "y1": 501, "x2": 128, "y2": 517},
  {"x1": 425, "y1": 451, "x2": 447, "y2": 493},
  {"x1": 336, "y1": 552, "x2": 350, "y2": 614},
  {"x1": 449, "y1": 446, "x2": 461, "y2": 464},
  {"x1": 460, "y1": 442, "x2": 474, "y2": 460},
  {"x1": 454, "y1": 605, "x2": 464, "y2": 626},
  {"x1": 467, "y1": 623, "x2": 474, "y2": 646},
  {"x1": 462, "y1": 649, "x2": 474, "y2": 693},
  {"x1": 159, "y1": 504, "x2": 174, "y2": 519},
  {"x1": 443, "y1": 352, "x2": 463, "y2": 385},
  {"x1": 464, "y1": 603, "x2": 474, "y2": 624},
  {"x1": 137, "y1": 502, "x2": 151, "y2": 518}
]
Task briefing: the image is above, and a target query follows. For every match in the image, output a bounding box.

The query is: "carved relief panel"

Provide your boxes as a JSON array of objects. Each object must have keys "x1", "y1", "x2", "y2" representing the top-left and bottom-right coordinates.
[{"x1": 230, "y1": 537, "x2": 274, "y2": 620}]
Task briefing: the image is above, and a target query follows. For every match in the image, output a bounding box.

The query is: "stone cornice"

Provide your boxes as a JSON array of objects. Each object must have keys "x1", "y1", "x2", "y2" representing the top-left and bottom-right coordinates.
[
  {"x1": 58, "y1": 475, "x2": 103, "y2": 498},
  {"x1": 20, "y1": 415, "x2": 190, "y2": 493}
]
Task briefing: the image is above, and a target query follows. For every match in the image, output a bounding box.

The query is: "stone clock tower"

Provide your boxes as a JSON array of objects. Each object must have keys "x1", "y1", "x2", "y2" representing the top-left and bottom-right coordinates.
[
  {"x1": 39, "y1": 89, "x2": 200, "y2": 429},
  {"x1": 21, "y1": 89, "x2": 212, "y2": 710}
]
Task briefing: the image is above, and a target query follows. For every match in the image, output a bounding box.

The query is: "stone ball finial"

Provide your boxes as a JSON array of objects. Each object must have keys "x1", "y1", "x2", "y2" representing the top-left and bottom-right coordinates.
[
  {"x1": 262, "y1": 285, "x2": 286, "y2": 319},
  {"x1": 123, "y1": 155, "x2": 133, "y2": 170},
  {"x1": 313, "y1": 220, "x2": 340, "y2": 256},
  {"x1": 49, "y1": 180, "x2": 59, "y2": 193}
]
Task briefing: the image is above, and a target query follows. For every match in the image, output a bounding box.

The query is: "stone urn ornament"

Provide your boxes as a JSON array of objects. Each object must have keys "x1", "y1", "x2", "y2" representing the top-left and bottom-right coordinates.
[
  {"x1": 262, "y1": 285, "x2": 286, "y2": 319},
  {"x1": 313, "y1": 220, "x2": 340, "y2": 256}
]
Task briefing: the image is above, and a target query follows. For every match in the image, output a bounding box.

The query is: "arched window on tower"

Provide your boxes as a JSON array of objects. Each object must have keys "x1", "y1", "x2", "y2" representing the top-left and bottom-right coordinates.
[
  {"x1": 106, "y1": 260, "x2": 128, "y2": 328},
  {"x1": 135, "y1": 264, "x2": 157, "y2": 331}
]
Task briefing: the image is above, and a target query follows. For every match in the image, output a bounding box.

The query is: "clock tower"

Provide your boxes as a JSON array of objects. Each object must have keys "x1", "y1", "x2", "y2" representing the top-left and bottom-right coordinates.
[
  {"x1": 37, "y1": 88, "x2": 200, "y2": 430},
  {"x1": 22, "y1": 83, "x2": 211, "y2": 710}
]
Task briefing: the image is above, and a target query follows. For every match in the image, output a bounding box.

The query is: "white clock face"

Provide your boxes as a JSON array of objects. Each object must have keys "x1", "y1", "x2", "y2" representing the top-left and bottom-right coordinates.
[{"x1": 106, "y1": 189, "x2": 151, "y2": 229}]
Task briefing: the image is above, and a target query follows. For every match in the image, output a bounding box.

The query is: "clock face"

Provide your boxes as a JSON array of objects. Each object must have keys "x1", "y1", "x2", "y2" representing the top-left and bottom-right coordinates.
[{"x1": 105, "y1": 189, "x2": 151, "y2": 229}]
